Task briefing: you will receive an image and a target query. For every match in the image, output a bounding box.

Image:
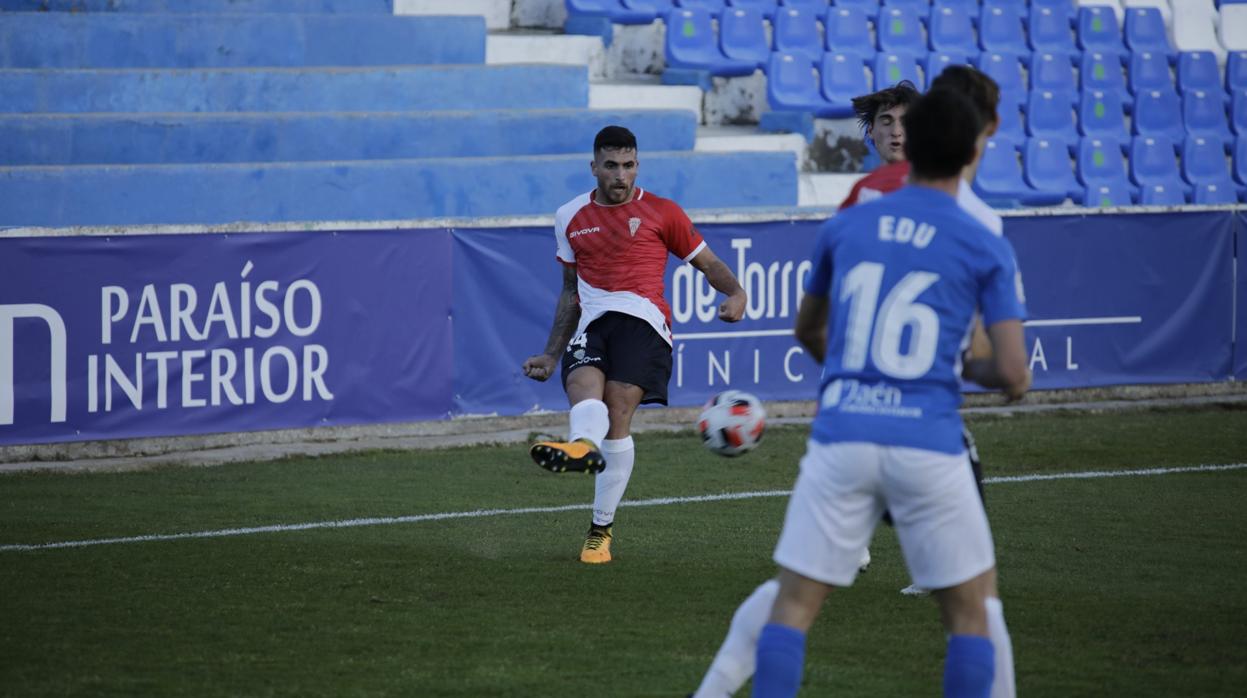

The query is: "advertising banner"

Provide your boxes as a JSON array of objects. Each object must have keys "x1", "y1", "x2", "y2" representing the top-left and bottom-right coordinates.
[
  {"x1": 0, "y1": 229, "x2": 454, "y2": 445},
  {"x1": 1237, "y1": 213, "x2": 1247, "y2": 381}
]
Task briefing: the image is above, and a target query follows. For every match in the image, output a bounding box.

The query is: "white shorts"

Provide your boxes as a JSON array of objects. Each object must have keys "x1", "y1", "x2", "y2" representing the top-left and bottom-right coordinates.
[{"x1": 773, "y1": 440, "x2": 995, "y2": 589}]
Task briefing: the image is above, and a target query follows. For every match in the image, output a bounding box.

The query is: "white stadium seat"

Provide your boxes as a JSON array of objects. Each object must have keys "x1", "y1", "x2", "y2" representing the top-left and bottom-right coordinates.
[
  {"x1": 1174, "y1": 6, "x2": 1227, "y2": 63},
  {"x1": 1220, "y1": 5, "x2": 1247, "y2": 52}
]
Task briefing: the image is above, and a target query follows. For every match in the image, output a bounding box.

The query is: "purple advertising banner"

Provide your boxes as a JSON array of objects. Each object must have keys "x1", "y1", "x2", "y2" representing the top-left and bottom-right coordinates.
[{"x1": 0, "y1": 229, "x2": 453, "y2": 445}]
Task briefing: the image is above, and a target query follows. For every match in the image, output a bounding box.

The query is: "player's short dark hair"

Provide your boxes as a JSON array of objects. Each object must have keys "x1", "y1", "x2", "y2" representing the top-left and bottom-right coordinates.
[
  {"x1": 902, "y1": 89, "x2": 983, "y2": 179},
  {"x1": 928, "y1": 65, "x2": 1001, "y2": 128},
  {"x1": 594, "y1": 125, "x2": 637, "y2": 154},
  {"x1": 851, "y1": 81, "x2": 921, "y2": 133}
]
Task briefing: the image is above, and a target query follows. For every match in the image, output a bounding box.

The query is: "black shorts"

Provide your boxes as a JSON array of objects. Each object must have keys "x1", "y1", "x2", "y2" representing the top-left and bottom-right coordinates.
[{"x1": 560, "y1": 311, "x2": 673, "y2": 405}]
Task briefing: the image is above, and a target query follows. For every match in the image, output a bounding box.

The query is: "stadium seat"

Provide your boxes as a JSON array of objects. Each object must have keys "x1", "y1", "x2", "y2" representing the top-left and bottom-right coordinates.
[
  {"x1": 1130, "y1": 135, "x2": 1191, "y2": 202},
  {"x1": 1234, "y1": 90, "x2": 1247, "y2": 135},
  {"x1": 726, "y1": 0, "x2": 777, "y2": 19},
  {"x1": 1025, "y1": 137, "x2": 1082, "y2": 203},
  {"x1": 626, "y1": 0, "x2": 677, "y2": 16},
  {"x1": 1133, "y1": 89, "x2": 1186, "y2": 142},
  {"x1": 1235, "y1": 136, "x2": 1247, "y2": 189},
  {"x1": 928, "y1": 5, "x2": 977, "y2": 55},
  {"x1": 1128, "y1": 51, "x2": 1175, "y2": 96},
  {"x1": 974, "y1": 137, "x2": 1041, "y2": 205},
  {"x1": 1123, "y1": 6, "x2": 1174, "y2": 61},
  {"x1": 568, "y1": 0, "x2": 663, "y2": 23},
  {"x1": 1173, "y1": 9, "x2": 1226, "y2": 63},
  {"x1": 1076, "y1": 5, "x2": 1127, "y2": 57},
  {"x1": 925, "y1": 52, "x2": 972, "y2": 84},
  {"x1": 877, "y1": 6, "x2": 928, "y2": 56},
  {"x1": 1079, "y1": 89, "x2": 1129, "y2": 139},
  {"x1": 1177, "y1": 51, "x2": 1224, "y2": 98},
  {"x1": 874, "y1": 52, "x2": 923, "y2": 90},
  {"x1": 767, "y1": 52, "x2": 847, "y2": 117},
  {"x1": 996, "y1": 101, "x2": 1027, "y2": 141},
  {"x1": 983, "y1": 0, "x2": 1028, "y2": 10},
  {"x1": 933, "y1": 0, "x2": 980, "y2": 15},
  {"x1": 884, "y1": 0, "x2": 932, "y2": 12},
  {"x1": 779, "y1": 0, "x2": 823, "y2": 9},
  {"x1": 1081, "y1": 52, "x2": 1129, "y2": 103},
  {"x1": 773, "y1": 7, "x2": 824, "y2": 65},
  {"x1": 979, "y1": 52, "x2": 1027, "y2": 107},
  {"x1": 1182, "y1": 136, "x2": 1235, "y2": 188},
  {"x1": 1032, "y1": 52, "x2": 1079, "y2": 94},
  {"x1": 1123, "y1": 0, "x2": 1170, "y2": 25},
  {"x1": 822, "y1": 52, "x2": 871, "y2": 108},
  {"x1": 1027, "y1": 89, "x2": 1080, "y2": 141},
  {"x1": 1220, "y1": 4, "x2": 1247, "y2": 52},
  {"x1": 1191, "y1": 180, "x2": 1240, "y2": 203},
  {"x1": 1077, "y1": 0, "x2": 1124, "y2": 23},
  {"x1": 1083, "y1": 179, "x2": 1136, "y2": 206},
  {"x1": 1184, "y1": 90, "x2": 1234, "y2": 142},
  {"x1": 979, "y1": 5, "x2": 1028, "y2": 56},
  {"x1": 1228, "y1": 52, "x2": 1247, "y2": 93},
  {"x1": 824, "y1": 7, "x2": 877, "y2": 64},
  {"x1": 1031, "y1": 5, "x2": 1079, "y2": 57},
  {"x1": 1078, "y1": 136, "x2": 1131, "y2": 186},
  {"x1": 666, "y1": 9, "x2": 757, "y2": 75},
  {"x1": 676, "y1": 0, "x2": 727, "y2": 16},
  {"x1": 831, "y1": 0, "x2": 882, "y2": 13},
  {"x1": 720, "y1": 8, "x2": 771, "y2": 67}
]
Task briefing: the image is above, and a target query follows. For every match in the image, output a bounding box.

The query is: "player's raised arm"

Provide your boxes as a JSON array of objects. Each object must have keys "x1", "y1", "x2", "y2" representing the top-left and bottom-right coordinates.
[
  {"x1": 522, "y1": 263, "x2": 580, "y2": 382},
  {"x1": 688, "y1": 246, "x2": 747, "y2": 323}
]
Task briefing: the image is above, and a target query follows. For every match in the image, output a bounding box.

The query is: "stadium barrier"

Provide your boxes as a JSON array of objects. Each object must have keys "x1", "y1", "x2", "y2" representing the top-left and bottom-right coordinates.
[
  {"x1": 0, "y1": 207, "x2": 1242, "y2": 446},
  {"x1": 0, "y1": 151, "x2": 798, "y2": 226},
  {"x1": 0, "y1": 14, "x2": 484, "y2": 69},
  {"x1": 0, "y1": 109, "x2": 699, "y2": 166},
  {"x1": 0, "y1": 65, "x2": 590, "y2": 114}
]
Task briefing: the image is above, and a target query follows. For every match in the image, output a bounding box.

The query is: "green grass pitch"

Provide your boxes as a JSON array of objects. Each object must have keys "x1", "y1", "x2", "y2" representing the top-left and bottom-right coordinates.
[{"x1": 1, "y1": 405, "x2": 1245, "y2": 696}]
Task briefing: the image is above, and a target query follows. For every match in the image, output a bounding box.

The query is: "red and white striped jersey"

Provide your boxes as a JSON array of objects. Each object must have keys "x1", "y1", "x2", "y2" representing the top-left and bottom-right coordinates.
[{"x1": 554, "y1": 188, "x2": 706, "y2": 345}]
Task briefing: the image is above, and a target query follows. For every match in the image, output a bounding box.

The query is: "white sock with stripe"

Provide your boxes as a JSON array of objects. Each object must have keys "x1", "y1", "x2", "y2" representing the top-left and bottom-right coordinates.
[{"x1": 567, "y1": 399, "x2": 609, "y2": 448}]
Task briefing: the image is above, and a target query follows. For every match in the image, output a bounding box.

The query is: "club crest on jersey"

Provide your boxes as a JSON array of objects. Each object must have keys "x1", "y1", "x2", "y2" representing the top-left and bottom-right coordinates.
[{"x1": 628, "y1": 217, "x2": 641, "y2": 237}]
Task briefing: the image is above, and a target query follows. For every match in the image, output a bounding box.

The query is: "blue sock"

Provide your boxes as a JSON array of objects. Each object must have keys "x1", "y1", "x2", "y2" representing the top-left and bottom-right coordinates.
[
  {"x1": 944, "y1": 635, "x2": 995, "y2": 698},
  {"x1": 752, "y1": 623, "x2": 806, "y2": 698}
]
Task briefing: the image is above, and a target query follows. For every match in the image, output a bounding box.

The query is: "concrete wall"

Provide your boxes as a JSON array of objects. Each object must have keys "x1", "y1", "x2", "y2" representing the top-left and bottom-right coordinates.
[
  {"x1": 0, "y1": 65, "x2": 589, "y2": 113},
  {"x1": 0, "y1": 14, "x2": 485, "y2": 68},
  {"x1": 0, "y1": 0, "x2": 393, "y2": 11},
  {"x1": 0, "y1": 109, "x2": 699, "y2": 165},
  {"x1": 0, "y1": 151, "x2": 798, "y2": 227}
]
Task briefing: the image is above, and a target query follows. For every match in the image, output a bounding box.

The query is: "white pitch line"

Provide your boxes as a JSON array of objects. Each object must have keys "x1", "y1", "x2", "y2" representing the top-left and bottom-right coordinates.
[{"x1": 2, "y1": 464, "x2": 1244, "y2": 553}]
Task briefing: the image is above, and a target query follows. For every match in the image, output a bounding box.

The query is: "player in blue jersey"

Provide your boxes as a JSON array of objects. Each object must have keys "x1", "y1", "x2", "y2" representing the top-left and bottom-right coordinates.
[{"x1": 748, "y1": 89, "x2": 1031, "y2": 697}]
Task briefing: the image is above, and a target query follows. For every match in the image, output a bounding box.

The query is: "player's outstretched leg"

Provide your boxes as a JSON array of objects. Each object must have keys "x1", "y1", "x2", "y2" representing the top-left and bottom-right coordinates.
[
  {"x1": 693, "y1": 579, "x2": 780, "y2": 698},
  {"x1": 529, "y1": 438, "x2": 606, "y2": 474}
]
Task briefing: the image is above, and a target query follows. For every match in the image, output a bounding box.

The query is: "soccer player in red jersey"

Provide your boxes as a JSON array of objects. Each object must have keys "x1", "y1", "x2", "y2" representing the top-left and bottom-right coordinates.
[
  {"x1": 522, "y1": 126, "x2": 748, "y2": 564},
  {"x1": 839, "y1": 80, "x2": 921, "y2": 209}
]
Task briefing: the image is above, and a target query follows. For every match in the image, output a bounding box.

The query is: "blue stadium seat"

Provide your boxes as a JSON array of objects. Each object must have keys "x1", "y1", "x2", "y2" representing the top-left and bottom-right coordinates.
[
  {"x1": 1027, "y1": 89, "x2": 1080, "y2": 141},
  {"x1": 720, "y1": 8, "x2": 771, "y2": 67},
  {"x1": 979, "y1": 52, "x2": 1027, "y2": 107},
  {"x1": 974, "y1": 137, "x2": 1040, "y2": 205},
  {"x1": 1184, "y1": 90, "x2": 1233, "y2": 142},
  {"x1": 1025, "y1": 137, "x2": 1082, "y2": 203},
  {"x1": 1229, "y1": 52, "x2": 1247, "y2": 93},
  {"x1": 767, "y1": 52, "x2": 846, "y2": 117},
  {"x1": 1133, "y1": 89, "x2": 1185, "y2": 142},
  {"x1": 1177, "y1": 51, "x2": 1224, "y2": 97},
  {"x1": 773, "y1": 7, "x2": 824, "y2": 65},
  {"x1": 1031, "y1": 5, "x2": 1079, "y2": 57},
  {"x1": 779, "y1": 0, "x2": 825, "y2": 10},
  {"x1": 979, "y1": 4, "x2": 1028, "y2": 56},
  {"x1": 824, "y1": 6, "x2": 876, "y2": 63},
  {"x1": 1128, "y1": 51, "x2": 1175, "y2": 96},
  {"x1": 1032, "y1": 52, "x2": 1078, "y2": 94},
  {"x1": 1076, "y1": 5, "x2": 1126, "y2": 58},
  {"x1": 1234, "y1": 90, "x2": 1247, "y2": 135},
  {"x1": 925, "y1": 52, "x2": 972, "y2": 84},
  {"x1": 726, "y1": 0, "x2": 777, "y2": 19},
  {"x1": 1031, "y1": 0, "x2": 1076, "y2": 23},
  {"x1": 874, "y1": 52, "x2": 923, "y2": 90},
  {"x1": 626, "y1": 0, "x2": 677, "y2": 16},
  {"x1": 832, "y1": 0, "x2": 881, "y2": 13},
  {"x1": 884, "y1": 0, "x2": 931, "y2": 12},
  {"x1": 1081, "y1": 52, "x2": 1129, "y2": 104},
  {"x1": 983, "y1": 0, "x2": 1029, "y2": 12},
  {"x1": 1182, "y1": 135, "x2": 1235, "y2": 187},
  {"x1": 666, "y1": 9, "x2": 757, "y2": 75},
  {"x1": 568, "y1": 0, "x2": 661, "y2": 23},
  {"x1": 1083, "y1": 179, "x2": 1136, "y2": 207},
  {"x1": 996, "y1": 101, "x2": 1027, "y2": 142},
  {"x1": 1077, "y1": 136, "x2": 1131, "y2": 187},
  {"x1": 1191, "y1": 180, "x2": 1240, "y2": 203},
  {"x1": 1130, "y1": 135, "x2": 1190, "y2": 202},
  {"x1": 877, "y1": 6, "x2": 928, "y2": 56},
  {"x1": 928, "y1": 4, "x2": 977, "y2": 54},
  {"x1": 1123, "y1": 6, "x2": 1175, "y2": 61},
  {"x1": 676, "y1": 0, "x2": 727, "y2": 16},
  {"x1": 1235, "y1": 136, "x2": 1247, "y2": 191},
  {"x1": 1079, "y1": 89, "x2": 1128, "y2": 140},
  {"x1": 933, "y1": 0, "x2": 979, "y2": 16},
  {"x1": 821, "y1": 52, "x2": 870, "y2": 108}
]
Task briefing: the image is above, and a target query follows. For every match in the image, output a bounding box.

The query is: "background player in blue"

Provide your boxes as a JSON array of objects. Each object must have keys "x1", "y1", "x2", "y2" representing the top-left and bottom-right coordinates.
[{"x1": 751, "y1": 90, "x2": 1030, "y2": 697}]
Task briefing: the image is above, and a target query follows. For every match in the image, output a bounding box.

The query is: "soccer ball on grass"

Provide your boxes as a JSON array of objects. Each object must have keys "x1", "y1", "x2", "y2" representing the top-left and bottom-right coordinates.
[{"x1": 697, "y1": 390, "x2": 766, "y2": 457}]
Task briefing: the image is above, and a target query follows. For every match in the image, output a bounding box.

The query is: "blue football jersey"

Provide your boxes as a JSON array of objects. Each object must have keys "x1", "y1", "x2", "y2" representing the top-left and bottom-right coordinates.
[{"x1": 805, "y1": 185, "x2": 1027, "y2": 454}]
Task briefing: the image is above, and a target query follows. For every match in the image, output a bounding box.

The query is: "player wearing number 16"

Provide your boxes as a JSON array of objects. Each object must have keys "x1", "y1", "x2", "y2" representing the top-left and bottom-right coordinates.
[{"x1": 750, "y1": 90, "x2": 1031, "y2": 698}]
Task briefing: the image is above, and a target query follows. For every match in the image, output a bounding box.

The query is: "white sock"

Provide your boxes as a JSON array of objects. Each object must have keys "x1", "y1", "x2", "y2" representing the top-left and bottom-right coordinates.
[
  {"x1": 693, "y1": 579, "x2": 780, "y2": 698},
  {"x1": 567, "y1": 398, "x2": 609, "y2": 448},
  {"x1": 986, "y1": 596, "x2": 1016, "y2": 698},
  {"x1": 592, "y1": 436, "x2": 635, "y2": 527}
]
